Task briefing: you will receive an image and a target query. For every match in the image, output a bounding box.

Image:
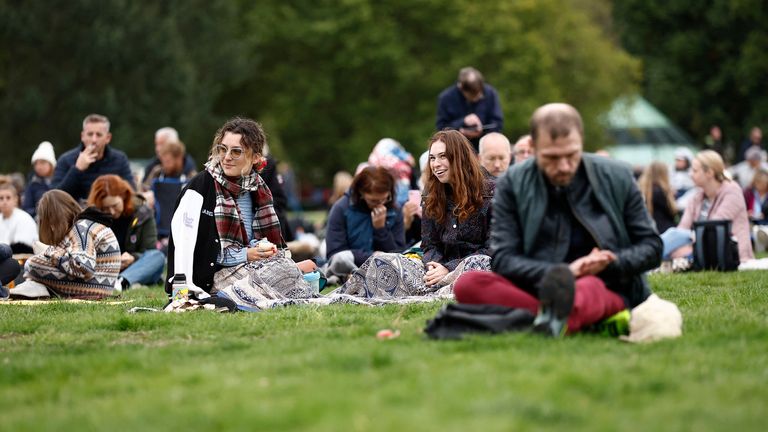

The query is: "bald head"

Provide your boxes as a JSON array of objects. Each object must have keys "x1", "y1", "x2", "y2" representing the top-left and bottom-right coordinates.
[
  {"x1": 530, "y1": 103, "x2": 583, "y2": 144},
  {"x1": 479, "y1": 132, "x2": 512, "y2": 177}
]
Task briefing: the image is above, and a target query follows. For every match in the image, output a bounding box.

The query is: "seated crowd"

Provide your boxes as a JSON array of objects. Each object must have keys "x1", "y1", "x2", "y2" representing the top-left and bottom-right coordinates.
[{"x1": 0, "y1": 105, "x2": 765, "y2": 336}]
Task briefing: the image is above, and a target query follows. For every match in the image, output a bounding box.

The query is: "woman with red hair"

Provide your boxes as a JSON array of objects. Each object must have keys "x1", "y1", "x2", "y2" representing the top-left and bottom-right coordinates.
[
  {"x1": 337, "y1": 130, "x2": 494, "y2": 298},
  {"x1": 88, "y1": 174, "x2": 165, "y2": 290}
]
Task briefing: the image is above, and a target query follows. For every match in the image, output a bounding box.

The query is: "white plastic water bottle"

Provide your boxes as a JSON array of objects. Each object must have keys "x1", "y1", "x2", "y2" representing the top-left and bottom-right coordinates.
[{"x1": 171, "y1": 273, "x2": 189, "y2": 302}]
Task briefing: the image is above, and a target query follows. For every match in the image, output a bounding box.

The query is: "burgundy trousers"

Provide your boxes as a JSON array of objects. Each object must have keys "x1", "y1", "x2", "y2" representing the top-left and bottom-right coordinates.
[{"x1": 453, "y1": 271, "x2": 626, "y2": 333}]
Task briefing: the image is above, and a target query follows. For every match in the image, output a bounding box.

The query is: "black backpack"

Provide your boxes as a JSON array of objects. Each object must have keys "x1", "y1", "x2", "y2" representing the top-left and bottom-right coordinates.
[{"x1": 692, "y1": 219, "x2": 740, "y2": 271}]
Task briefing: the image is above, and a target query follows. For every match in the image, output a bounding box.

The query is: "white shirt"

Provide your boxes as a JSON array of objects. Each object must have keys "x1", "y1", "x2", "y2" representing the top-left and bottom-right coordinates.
[
  {"x1": 0, "y1": 208, "x2": 38, "y2": 248},
  {"x1": 669, "y1": 166, "x2": 695, "y2": 195}
]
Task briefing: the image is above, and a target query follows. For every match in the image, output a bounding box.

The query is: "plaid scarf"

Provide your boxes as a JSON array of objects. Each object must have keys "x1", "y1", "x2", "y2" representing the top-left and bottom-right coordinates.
[{"x1": 206, "y1": 161, "x2": 283, "y2": 258}]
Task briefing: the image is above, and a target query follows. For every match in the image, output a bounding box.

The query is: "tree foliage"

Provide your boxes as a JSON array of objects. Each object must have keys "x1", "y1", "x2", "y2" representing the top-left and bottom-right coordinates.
[
  {"x1": 0, "y1": 0, "x2": 639, "y2": 183},
  {"x1": 614, "y1": 0, "x2": 768, "y2": 145},
  {"x1": 236, "y1": 0, "x2": 639, "y2": 181},
  {"x1": 0, "y1": 0, "x2": 249, "y2": 172}
]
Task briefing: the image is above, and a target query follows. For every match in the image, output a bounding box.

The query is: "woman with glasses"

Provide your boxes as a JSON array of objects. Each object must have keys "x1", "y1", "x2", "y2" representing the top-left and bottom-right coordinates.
[
  {"x1": 337, "y1": 129, "x2": 494, "y2": 298},
  {"x1": 325, "y1": 166, "x2": 406, "y2": 280},
  {"x1": 87, "y1": 174, "x2": 165, "y2": 290},
  {"x1": 165, "y1": 117, "x2": 312, "y2": 306}
]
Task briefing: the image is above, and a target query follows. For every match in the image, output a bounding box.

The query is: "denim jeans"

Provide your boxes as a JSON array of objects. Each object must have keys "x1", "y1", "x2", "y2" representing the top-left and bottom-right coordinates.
[
  {"x1": 660, "y1": 227, "x2": 694, "y2": 260},
  {"x1": 0, "y1": 243, "x2": 20, "y2": 286},
  {"x1": 0, "y1": 243, "x2": 12, "y2": 261},
  {"x1": 121, "y1": 249, "x2": 166, "y2": 286},
  {"x1": 0, "y1": 258, "x2": 20, "y2": 286}
]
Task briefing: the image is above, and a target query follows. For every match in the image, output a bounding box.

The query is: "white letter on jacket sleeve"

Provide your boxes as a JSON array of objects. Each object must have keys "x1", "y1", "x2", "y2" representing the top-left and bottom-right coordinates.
[{"x1": 170, "y1": 190, "x2": 208, "y2": 297}]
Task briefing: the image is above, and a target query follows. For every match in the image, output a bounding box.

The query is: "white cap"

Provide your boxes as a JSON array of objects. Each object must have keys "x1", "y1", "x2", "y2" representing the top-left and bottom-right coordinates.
[
  {"x1": 31, "y1": 141, "x2": 57, "y2": 168},
  {"x1": 620, "y1": 294, "x2": 683, "y2": 343},
  {"x1": 674, "y1": 147, "x2": 694, "y2": 163}
]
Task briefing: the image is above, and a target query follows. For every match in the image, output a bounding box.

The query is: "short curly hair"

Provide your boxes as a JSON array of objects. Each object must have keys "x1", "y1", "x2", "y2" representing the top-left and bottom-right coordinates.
[{"x1": 210, "y1": 117, "x2": 267, "y2": 159}]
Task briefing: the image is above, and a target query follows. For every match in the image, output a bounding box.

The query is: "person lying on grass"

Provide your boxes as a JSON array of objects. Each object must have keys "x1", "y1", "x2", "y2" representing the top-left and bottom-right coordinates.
[
  {"x1": 454, "y1": 103, "x2": 663, "y2": 337},
  {"x1": 20, "y1": 189, "x2": 121, "y2": 299},
  {"x1": 165, "y1": 117, "x2": 313, "y2": 303},
  {"x1": 336, "y1": 129, "x2": 495, "y2": 298}
]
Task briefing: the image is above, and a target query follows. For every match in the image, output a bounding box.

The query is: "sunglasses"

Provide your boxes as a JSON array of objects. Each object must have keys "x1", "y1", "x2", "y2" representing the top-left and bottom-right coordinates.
[{"x1": 215, "y1": 144, "x2": 245, "y2": 161}]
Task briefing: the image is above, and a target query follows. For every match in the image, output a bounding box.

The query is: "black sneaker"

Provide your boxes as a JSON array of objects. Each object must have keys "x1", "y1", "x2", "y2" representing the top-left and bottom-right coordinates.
[{"x1": 533, "y1": 264, "x2": 575, "y2": 337}]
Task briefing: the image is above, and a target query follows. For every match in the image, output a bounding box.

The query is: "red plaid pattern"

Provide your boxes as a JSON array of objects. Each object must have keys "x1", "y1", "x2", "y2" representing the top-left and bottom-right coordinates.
[{"x1": 206, "y1": 162, "x2": 283, "y2": 256}]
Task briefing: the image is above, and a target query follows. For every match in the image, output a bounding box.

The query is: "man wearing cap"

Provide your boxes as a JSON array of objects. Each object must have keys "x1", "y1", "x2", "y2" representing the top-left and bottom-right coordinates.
[
  {"x1": 453, "y1": 103, "x2": 662, "y2": 337},
  {"x1": 52, "y1": 114, "x2": 135, "y2": 202},
  {"x1": 436, "y1": 67, "x2": 504, "y2": 152},
  {"x1": 729, "y1": 146, "x2": 768, "y2": 189},
  {"x1": 478, "y1": 132, "x2": 512, "y2": 178},
  {"x1": 22, "y1": 141, "x2": 56, "y2": 218}
]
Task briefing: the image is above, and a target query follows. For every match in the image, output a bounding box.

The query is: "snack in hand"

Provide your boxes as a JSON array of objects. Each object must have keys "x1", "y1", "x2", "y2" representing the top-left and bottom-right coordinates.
[{"x1": 257, "y1": 240, "x2": 276, "y2": 252}]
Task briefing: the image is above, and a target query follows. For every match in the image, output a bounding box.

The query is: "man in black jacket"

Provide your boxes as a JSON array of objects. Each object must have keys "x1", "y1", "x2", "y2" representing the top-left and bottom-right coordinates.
[
  {"x1": 453, "y1": 103, "x2": 662, "y2": 337},
  {"x1": 52, "y1": 114, "x2": 135, "y2": 201}
]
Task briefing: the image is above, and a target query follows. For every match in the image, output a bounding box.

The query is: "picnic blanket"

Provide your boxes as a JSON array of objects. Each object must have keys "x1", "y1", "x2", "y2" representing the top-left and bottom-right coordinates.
[
  {"x1": 0, "y1": 299, "x2": 133, "y2": 306},
  {"x1": 136, "y1": 292, "x2": 452, "y2": 313}
]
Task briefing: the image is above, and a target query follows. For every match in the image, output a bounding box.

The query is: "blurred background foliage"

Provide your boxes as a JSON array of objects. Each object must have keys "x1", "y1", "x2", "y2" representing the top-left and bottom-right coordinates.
[
  {"x1": 613, "y1": 0, "x2": 768, "y2": 148},
  {"x1": 1, "y1": 0, "x2": 764, "y2": 184}
]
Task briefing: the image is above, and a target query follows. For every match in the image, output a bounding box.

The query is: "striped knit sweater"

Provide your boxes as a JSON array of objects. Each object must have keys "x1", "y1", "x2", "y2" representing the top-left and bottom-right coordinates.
[{"x1": 25, "y1": 208, "x2": 121, "y2": 299}]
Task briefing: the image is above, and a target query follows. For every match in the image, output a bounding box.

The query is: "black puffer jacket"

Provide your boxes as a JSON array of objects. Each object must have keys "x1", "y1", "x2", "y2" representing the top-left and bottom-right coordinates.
[
  {"x1": 118, "y1": 197, "x2": 159, "y2": 260},
  {"x1": 491, "y1": 154, "x2": 662, "y2": 307}
]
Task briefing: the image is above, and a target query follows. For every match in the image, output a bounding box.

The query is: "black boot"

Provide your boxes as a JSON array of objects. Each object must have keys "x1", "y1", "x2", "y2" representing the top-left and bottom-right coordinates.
[{"x1": 532, "y1": 264, "x2": 575, "y2": 337}]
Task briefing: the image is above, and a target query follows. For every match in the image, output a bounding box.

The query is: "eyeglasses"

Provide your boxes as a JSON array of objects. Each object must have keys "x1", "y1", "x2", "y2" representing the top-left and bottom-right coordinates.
[{"x1": 215, "y1": 144, "x2": 245, "y2": 161}]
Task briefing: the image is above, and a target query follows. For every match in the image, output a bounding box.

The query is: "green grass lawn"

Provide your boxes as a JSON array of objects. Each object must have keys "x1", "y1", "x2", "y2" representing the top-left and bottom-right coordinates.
[{"x1": 1, "y1": 271, "x2": 766, "y2": 431}]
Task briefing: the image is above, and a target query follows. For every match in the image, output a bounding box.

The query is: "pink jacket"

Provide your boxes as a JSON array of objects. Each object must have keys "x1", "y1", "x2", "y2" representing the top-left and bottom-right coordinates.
[{"x1": 678, "y1": 180, "x2": 754, "y2": 262}]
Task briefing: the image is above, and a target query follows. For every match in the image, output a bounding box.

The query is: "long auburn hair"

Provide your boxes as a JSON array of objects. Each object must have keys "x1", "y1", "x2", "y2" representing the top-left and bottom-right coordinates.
[
  {"x1": 637, "y1": 161, "x2": 676, "y2": 216},
  {"x1": 423, "y1": 130, "x2": 486, "y2": 224},
  {"x1": 37, "y1": 190, "x2": 82, "y2": 245},
  {"x1": 87, "y1": 174, "x2": 135, "y2": 217}
]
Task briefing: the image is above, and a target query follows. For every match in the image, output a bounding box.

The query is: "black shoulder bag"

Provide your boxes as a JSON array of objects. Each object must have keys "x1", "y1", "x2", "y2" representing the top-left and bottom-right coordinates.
[{"x1": 692, "y1": 219, "x2": 740, "y2": 271}]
